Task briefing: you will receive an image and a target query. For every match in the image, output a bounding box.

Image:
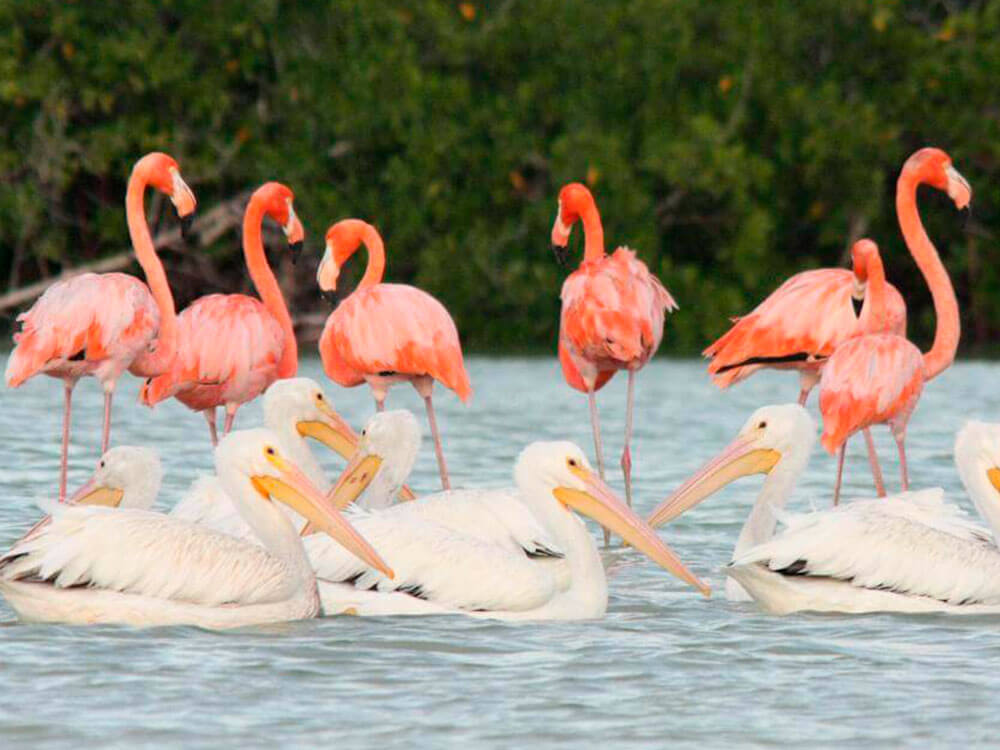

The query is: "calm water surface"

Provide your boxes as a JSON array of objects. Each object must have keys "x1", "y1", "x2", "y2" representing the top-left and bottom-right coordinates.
[{"x1": 1, "y1": 357, "x2": 997, "y2": 748}]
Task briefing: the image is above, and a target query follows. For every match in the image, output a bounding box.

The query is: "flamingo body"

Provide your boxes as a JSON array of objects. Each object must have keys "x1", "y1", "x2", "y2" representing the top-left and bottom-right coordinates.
[
  {"x1": 704, "y1": 268, "x2": 906, "y2": 390},
  {"x1": 559, "y1": 247, "x2": 677, "y2": 391},
  {"x1": 319, "y1": 283, "x2": 471, "y2": 401},
  {"x1": 142, "y1": 294, "x2": 285, "y2": 412},
  {"x1": 6, "y1": 273, "x2": 160, "y2": 389}
]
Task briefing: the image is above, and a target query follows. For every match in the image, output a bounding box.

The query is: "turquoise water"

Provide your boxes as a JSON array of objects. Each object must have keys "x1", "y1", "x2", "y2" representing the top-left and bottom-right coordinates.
[{"x1": 1, "y1": 356, "x2": 997, "y2": 748}]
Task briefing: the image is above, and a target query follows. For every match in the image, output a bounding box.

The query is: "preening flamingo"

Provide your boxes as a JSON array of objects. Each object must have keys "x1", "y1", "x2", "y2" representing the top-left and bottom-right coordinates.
[
  {"x1": 650, "y1": 405, "x2": 1000, "y2": 615},
  {"x1": 0, "y1": 430, "x2": 392, "y2": 628},
  {"x1": 316, "y1": 219, "x2": 471, "y2": 490},
  {"x1": 141, "y1": 182, "x2": 303, "y2": 444},
  {"x1": 314, "y1": 437, "x2": 709, "y2": 619},
  {"x1": 5, "y1": 152, "x2": 195, "y2": 502},
  {"x1": 551, "y1": 182, "x2": 677, "y2": 510},
  {"x1": 819, "y1": 148, "x2": 970, "y2": 501}
]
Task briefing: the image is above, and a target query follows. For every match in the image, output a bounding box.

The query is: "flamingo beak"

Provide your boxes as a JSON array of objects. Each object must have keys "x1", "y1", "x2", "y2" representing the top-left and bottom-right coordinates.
[
  {"x1": 254, "y1": 454, "x2": 393, "y2": 579},
  {"x1": 317, "y1": 242, "x2": 340, "y2": 292},
  {"x1": 647, "y1": 435, "x2": 781, "y2": 529},
  {"x1": 67, "y1": 477, "x2": 125, "y2": 508},
  {"x1": 945, "y1": 165, "x2": 972, "y2": 210},
  {"x1": 297, "y1": 400, "x2": 359, "y2": 461},
  {"x1": 170, "y1": 169, "x2": 197, "y2": 219},
  {"x1": 987, "y1": 467, "x2": 1000, "y2": 493},
  {"x1": 283, "y1": 203, "x2": 305, "y2": 261},
  {"x1": 553, "y1": 466, "x2": 710, "y2": 597},
  {"x1": 550, "y1": 210, "x2": 571, "y2": 267}
]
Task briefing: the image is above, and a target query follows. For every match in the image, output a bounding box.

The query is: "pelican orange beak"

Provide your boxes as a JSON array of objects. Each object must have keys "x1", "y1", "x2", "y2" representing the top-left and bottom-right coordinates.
[
  {"x1": 68, "y1": 476, "x2": 125, "y2": 508},
  {"x1": 317, "y1": 242, "x2": 340, "y2": 292},
  {"x1": 988, "y1": 467, "x2": 1000, "y2": 493},
  {"x1": 170, "y1": 168, "x2": 197, "y2": 219},
  {"x1": 397, "y1": 484, "x2": 417, "y2": 502},
  {"x1": 253, "y1": 452, "x2": 393, "y2": 579},
  {"x1": 553, "y1": 465, "x2": 710, "y2": 597},
  {"x1": 945, "y1": 164, "x2": 972, "y2": 210},
  {"x1": 297, "y1": 399, "x2": 358, "y2": 461},
  {"x1": 325, "y1": 449, "x2": 383, "y2": 510},
  {"x1": 647, "y1": 434, "x2": 781, "y2": 529}
]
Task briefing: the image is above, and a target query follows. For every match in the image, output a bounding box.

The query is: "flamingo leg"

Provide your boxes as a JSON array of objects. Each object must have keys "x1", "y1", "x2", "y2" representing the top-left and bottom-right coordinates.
[
  {"x1": 59, "y1": 380, "x2": 75, "y2": 503},
  {"x1": 375, "y1": 397, "x2": 386, "y2": 413},
  {"x1": 223, "y1": 405, "x2": 237, "y2": 436},
  {"x1": 895, "y1": 433, "x2": 909, "y2": 491},
  {"x1": 797, "y1": 369, "x2": 819, "y2": 406},
  {"x1": 203, "y1": 407, "x2": 219, "y2": 447},
  {"x1": 101, "y1": 385, "x2": 114, "y2": 454},
  {"x1": 413, "y1": 377, "x2": 450, "y2": 490},
  {"x1": 862, "y1": 428, "x2": 886, "y2": 497},
  {"x1": 833, "y1": 442, "x2": 846, "y2": 506},
  {"x1": 587, "y1": 386, "x2": 611, "y2": 545},
  {"x1": 621, "y1": 369, "x2": 635, "y2": 508}
]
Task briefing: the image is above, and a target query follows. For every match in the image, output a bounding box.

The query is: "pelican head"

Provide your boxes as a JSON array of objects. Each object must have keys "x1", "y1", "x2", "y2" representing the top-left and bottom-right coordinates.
[
  {"x1": 68, "y1": 446, "x2": 162, "y2": 510},
  {"x1": 955, "y1": 422, "x2": 1000, "y2": 537},
  {"x1": 325, "y1": 410, "x2": 420, "y2": 509},
  {"x1": 263, "y1": 377, "x2": 358, "y2": 460},
  {"x1": 216, "y1": 429, "x2": 393, "y2": 579},
  {"x1": 647, "y1": 404, "x2": 816, "y2": 529},
  {"x1": 516, "y1": 440, "x2": 710, "y2": 596}
]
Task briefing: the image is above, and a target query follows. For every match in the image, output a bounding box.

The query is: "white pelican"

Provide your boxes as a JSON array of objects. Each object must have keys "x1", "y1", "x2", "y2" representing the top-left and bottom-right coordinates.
[
  {"x1": 169, "y1": 377, "x2": 413, "y2": 537},
  {"x1": 0, "y1": 430, "x2": 392, "y2": 628},
  {"x1": 647, "y1": 404, "x2": 1000, "y2": 615},
  {"x1": 311, "y1": 437, "x2": 710, "y2": 619}
]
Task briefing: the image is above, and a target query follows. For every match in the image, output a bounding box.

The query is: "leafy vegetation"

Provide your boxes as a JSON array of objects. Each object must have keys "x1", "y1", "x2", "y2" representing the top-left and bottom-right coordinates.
[{"x1": 1, "y1": 0, "x2": 998, "y2": 353}]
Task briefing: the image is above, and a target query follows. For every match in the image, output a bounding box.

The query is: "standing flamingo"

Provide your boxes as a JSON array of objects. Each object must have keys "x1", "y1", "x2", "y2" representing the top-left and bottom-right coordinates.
[
  {"x1": 819, "y1": 148, "x2": 970, "y2": 503},
  {"x1": 316, "y1": 219, "x2": 471, "y2": 490},
  {"x1": 5, "y1": 152, "x2": 195, "y2": 502},
  {"x1": 550, "y1": 182, "x2": 677, "y2": 509},
  {"x1": 141, "y1": 182, "x2": 303, "y2": 444}
]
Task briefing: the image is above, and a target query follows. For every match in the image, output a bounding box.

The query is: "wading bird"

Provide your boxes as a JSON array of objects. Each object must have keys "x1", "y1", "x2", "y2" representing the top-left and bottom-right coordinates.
[
  {"x1": 141, "y1": 182, "x2": 303, "y2": 444},
  {"x1": 311, "y1": 435, "x2": 709, "y2": 619},
  {"x1": 551, "y1": 183, "x2": 677, "y2": 510},
  {"x1": 0, "y1": 431, "x2": 392, "y2": 628},
  {"x1": 819, "y1": 148, "x2": 969, "y2": 501},
  {"x1": 649, "y1": 405, "x2": 1000, "y2": 615},
  {"x1": 5, "y1": 152, "x2": 195, "y2": 501},
  {"x1": 316, "y1": 219, "x2": 471, "y2": 490}
]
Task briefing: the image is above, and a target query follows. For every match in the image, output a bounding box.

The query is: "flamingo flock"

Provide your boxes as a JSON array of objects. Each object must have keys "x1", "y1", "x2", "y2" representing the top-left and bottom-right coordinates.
[{"x1": 0, "y1": 145, "x2": 988, "y2": 627}]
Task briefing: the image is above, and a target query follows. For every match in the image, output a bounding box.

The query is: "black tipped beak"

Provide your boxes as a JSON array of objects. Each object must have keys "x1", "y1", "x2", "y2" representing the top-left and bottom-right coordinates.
[
  {"x1": 322, "y1": 290, "x2": 338, "y2": 305},
  {"x1": 180, "y1": 214, "x2": 196, "y2": 244},
  {"x1": 289, "y1": 240, "x2": 304, "y2": 264},
  {"x1": 962, "y1": 204, "x2": 972, "y2": 231},
  {"x1": 551, "y1": 243, "x2": 570, "y2": 269}
]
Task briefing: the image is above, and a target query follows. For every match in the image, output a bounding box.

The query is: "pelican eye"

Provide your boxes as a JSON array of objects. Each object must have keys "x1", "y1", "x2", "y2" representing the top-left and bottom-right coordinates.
[
  {"x1": 315, "y1": 392, "x2": 324, "y2": 401},
  {"x1": 99, "y1": 460, "x2": 106, "y2": 469},
  {"x1": 265, "y1": 446, "x2": 276, "y2": 456},
  {"x1": 361, "y1": 429, "x2": 367, "y2": 437},
  {"x1": 758, "y1": 421, "x2": 767, "y2": 429},
  {"x1": 567, "y1": 458, "x2": 578, "y2": 468}
]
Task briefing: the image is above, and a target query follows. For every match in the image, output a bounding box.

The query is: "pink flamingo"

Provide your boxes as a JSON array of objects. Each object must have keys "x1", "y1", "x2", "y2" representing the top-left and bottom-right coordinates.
[
  {"x1": 141, "y1": 182, "x2": 303, "y2": 444},
  {"x1": 551, "y1": 182, "x2": 677, "y2": 508},
  {"x1": 316, "y1": 219, "x2": 471, "y2": 490},
  {"x1": 6, "y1": 152, "x2": 195, "y2": 502},
  {"x1": 819, "y1": 148, "x2": 970, "y2": 503}
]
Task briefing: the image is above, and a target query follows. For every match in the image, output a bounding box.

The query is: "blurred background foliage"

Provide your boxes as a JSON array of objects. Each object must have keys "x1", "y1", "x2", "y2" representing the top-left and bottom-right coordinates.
[{"x1": 1, "y1": 0, "x2": 998, "y2": 353}]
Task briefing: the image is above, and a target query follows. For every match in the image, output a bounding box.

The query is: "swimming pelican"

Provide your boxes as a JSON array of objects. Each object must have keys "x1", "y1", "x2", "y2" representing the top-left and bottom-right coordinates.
[
  {"x1": 647, "y1": 404, "x2": 1000, "y2": 614},
  {"x1": 0, "y1": 430, "x2": 392, "y2": 628},
  {"x1": 312, "y1": 436, "x2": 710, "y2": 619}
]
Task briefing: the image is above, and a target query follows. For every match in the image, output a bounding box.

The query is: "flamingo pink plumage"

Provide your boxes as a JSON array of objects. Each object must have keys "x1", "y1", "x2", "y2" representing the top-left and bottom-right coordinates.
[
  {"x1": 5, "y1": 152, "x2": 195, "y2": 502},
  {"x1": 140, "y1": 182, "x2": 303, "y2": 444},
  {"x1": 819, "y1": 148, "x2": 970, "y2": 502},
  {"x1": 316, "y1": 219, "x2": 471, "y2": 490},
  {"x1": 551, "y1": 182, "x2": 677, "y2": 508}
]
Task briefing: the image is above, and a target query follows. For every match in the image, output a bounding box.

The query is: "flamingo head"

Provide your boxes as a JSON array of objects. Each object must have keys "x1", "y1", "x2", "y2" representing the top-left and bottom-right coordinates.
[
  {"x1": 253, "y1": 182, "x2": 305, "y2": 259},
  {"x1": 68, "y1": 446, "x2": 162, "y2": 511},
  {"x1": 323, "y1": 410, "x2": 421, "y2": 512},
  {"x1": 551, "y1": 182, "x2": 596, "y2": 265},
  {"x1": 132, "y1": 152, "x2": 197, "y2": 226},
  {"x1": 318, "y1": 219, "x2": 381, "y2": 292},
  {"x1": 850, "y1": 239, "x2": 880, "y2": 284},
  {"x1": 216, "y1": 429, "x2": 393, "y2": 579},
  {"x1": 263, "y1": 377, "x2": 359, "y2": 460},
  {"x1": 646, "y1": 404, "x2": 815, "y2": 529},
  {"x1": 903, "y1": 148, "x2": 972, "y2": 210}
]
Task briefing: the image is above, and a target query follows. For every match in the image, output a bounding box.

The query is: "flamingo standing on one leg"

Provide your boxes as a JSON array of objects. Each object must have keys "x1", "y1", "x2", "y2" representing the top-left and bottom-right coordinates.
[
  {"x1": 819, "y1": 147, "x2": 970, "y2": 503},
  {"x1": 5, "y1": 152, "x2": 195, "y2": 501},
  {"x1": 141, "y1": 182, "x2": 303, "y2": 444},
  {"x1": 316, "y1": 219, "x2": 471, "y2": 491},
  {"x1": 550, "y1": 182, "x2": 677, "y2": 510}
]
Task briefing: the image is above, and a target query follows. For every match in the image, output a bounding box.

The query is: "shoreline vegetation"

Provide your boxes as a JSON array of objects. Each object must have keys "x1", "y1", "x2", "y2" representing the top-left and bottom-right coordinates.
[{"x1": 1, "y1": 2, "x2": 997, "y2": 355}]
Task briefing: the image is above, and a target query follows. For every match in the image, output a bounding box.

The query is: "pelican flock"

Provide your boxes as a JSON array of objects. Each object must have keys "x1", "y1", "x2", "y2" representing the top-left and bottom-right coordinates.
[{"x1": 0, "y1": 145, "x2": 986, "y2": 628}]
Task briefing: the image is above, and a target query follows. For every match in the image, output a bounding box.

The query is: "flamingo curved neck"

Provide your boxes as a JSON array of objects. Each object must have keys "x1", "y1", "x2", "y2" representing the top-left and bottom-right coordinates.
[
  {"x1": 356, "y1": 225, "x2": 386, "y2": 288},
  {"x1": 865, "y1": 254, "x2": 889, "y2": 333},
  {"x1": 573, "y1": 198, "x2": 605, "y2": 262},
  {"x1": 243, "y1": 198, "x2": 297, "y2": 378},
  {"x1": 896, "y1": 171, "x2": 960, "y2": 381},
  {"x1": 126, "y1": 169, "x2": 177, "y2": 375}
]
